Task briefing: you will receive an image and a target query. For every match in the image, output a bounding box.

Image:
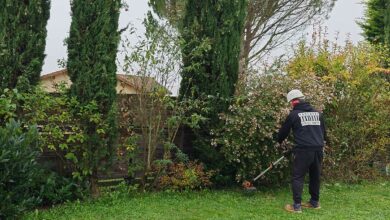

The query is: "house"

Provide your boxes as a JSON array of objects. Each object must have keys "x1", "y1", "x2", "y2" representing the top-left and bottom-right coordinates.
[{"x1": 40, "y1": 69, "x2": 166, "y2": 94}]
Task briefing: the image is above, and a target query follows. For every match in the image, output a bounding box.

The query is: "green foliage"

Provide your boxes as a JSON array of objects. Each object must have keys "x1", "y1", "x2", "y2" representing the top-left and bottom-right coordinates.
[
  {"x1": 287, "y1": 36, "x2": 390, "y2": 181},
  {"x1": 325, "y1": 76, "x2": 390, "y2": 181},
  {"x1": 0, "y1": 89, "x2": 89, "y2": 218},
  {"x1": 41, "y1": 92, "x2": 111, "y2": 181},
  {"x1": 38, "y1": 173, "x2": 87, "y2": 206},
  {"x1": 120, "y1": 89, "x2": 208, "y2": 182},
  {"x1": 121, "y1": 13, "x2": 179, "y2": 171},
  {"x1": 179, "y1": 0, "x2": 248, "y2": 185},
  {"x1": 215, "y1": 33, "x2": 389, "y2": 184},
  {"x1": 147, "y1": 160, "x2": 214, "y2": 191},
  {"x1": 0, "y1": 87, "x2": 112, "y2": 187},
  {"x1": 359, "y1": 0, "x2": 390, "y2": 67},
  {"x1": 121, "y1": 13, "x2": 206, "y2": 183},
  {"x1": 67, "y1": 0, "x2": 121, "y2": 108},
  {"x1": 0, "y1": 88, "x2": 19, "y2": 123},
  {"x1": 0, "y1": 0, "x2": 50, "y2": 90},
  {"x1": 214, "y1": 73, "x2": 333, "y2": 185},
  {"x1": 359, "y1": 0, "x2": 389, "y2": 46},
  {"x1": 179, "y1": 0, "x2": 247, "y2": 104},
  {"x1": 123, "y1": 134, "x2": 143, "y2": 178},
  {"x1": 67, "y1": 0, "x2": 122, "y2": 195},
  {"x1": 386, "y1": 0, "x2": 390, "y2": 45},
  {"x1": 0, "y1": 120, "x2": 40, "y2": 219}
]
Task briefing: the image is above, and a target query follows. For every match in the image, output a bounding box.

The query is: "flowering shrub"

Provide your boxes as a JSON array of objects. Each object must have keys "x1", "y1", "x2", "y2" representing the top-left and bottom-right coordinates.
[
  {"x1": 287, "y1": 36, "x2": 390, "y2": 181},
  {"x1": 323, "y1": 75, "x2": 390, "y2": 181},
  {"x1": 217, "y1": 33, "x2": 389, "y2": 183},
  {"x1": 214, "y1": 73, "x2": 333, "y2": 184},
  {"x1": 146, "y1": 160, "x2": 214, "y2": 191}
]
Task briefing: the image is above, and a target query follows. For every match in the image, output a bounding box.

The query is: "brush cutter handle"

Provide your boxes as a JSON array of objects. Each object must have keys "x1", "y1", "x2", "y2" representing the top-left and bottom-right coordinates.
[{"x1": 253, "y1": 155, "x2": 285, "y2": 182}]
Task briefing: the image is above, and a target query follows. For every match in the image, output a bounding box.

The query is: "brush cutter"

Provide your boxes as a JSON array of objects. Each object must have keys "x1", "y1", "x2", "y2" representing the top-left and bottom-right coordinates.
[{"x1": 242, "y1": 150, "x2": 291, "y2": 194}]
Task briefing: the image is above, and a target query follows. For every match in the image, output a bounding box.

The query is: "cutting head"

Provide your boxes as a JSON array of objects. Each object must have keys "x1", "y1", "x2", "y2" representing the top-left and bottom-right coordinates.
[
  {"x1": 242, "y1": 180, "x2": 253, "y2": 188},
  {"x1": 242, "y1": 180, "x2": 257, "y2": 196}
]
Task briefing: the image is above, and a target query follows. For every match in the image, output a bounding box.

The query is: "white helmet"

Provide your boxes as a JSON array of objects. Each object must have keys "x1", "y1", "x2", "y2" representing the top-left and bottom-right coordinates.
[{"x1": 287, "y1": 89, "x2": 305, "y2": 102}]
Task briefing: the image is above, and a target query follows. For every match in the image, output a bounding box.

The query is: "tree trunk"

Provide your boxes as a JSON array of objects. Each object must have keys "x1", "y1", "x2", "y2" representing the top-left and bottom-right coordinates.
[
  {"x1": 90, "y1": 169, "x2": 100, "y2": 198},
  {"x1": 236, "y1": 9, "x2": 253, "y2": 95}
]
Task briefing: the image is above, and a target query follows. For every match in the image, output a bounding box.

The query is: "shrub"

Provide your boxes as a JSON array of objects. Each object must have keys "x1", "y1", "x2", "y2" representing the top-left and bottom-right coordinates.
[
  {"x1": 0, "y1": 87, "x2": 91, "y2": 217},
  {"x1": 0, "y1": 120, "x2": 41, "y2": 219},
  {"x1": 287, "y1": 36, "x2": 390, "y2": 181},
  {"x1": 154, "y1": 161, "x2": 213, "y2": 190},
  {"x1": 322, "y1": 71, "x2": 390, "y2": 181},
  {"x1": 214, "y1": 73, "x2": 333, "y2": 185},
  {"x1": 0, "y1": 88, "x2": 105, "y2": 204},
  {"x1": 1, "y1": 87, "x2": 115, "y2": 184},
  {"x1": 119, "y1": 88, "x2": 207, "y2": 185},
  {"x1": 38, "y1": 172, "x2": 87, "y2": 206}
]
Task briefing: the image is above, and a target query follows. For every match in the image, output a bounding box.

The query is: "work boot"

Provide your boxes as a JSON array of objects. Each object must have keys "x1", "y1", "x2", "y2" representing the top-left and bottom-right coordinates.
[
  {"x1": 284, "y1": 203, "x2": 302, "y2": 213},
  {"x1": 302, "y1": 200, "x2": 321, "y2": 209}
]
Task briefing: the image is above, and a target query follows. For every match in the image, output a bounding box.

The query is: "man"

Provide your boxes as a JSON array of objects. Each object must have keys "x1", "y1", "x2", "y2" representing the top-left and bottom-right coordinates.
[{"x1": 277, "y1": 89, "x2": 326, "y2": 213}]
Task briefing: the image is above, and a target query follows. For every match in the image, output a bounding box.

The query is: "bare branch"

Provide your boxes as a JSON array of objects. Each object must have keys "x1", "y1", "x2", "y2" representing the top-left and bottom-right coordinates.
[{"x1": 242, "y1": 0, "x2": 335, "y2": 69}]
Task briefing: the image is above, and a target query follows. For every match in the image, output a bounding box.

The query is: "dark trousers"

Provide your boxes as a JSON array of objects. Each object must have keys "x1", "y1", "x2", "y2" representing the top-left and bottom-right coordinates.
[{"x1": 292, "y1": 151, "x2": 323, "y2": 204}]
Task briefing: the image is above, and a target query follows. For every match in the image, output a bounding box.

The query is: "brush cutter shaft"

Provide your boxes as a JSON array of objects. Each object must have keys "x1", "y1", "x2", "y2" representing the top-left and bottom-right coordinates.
[{"x1": 253, "y1": 156, "x2": 285, "y2": 182}]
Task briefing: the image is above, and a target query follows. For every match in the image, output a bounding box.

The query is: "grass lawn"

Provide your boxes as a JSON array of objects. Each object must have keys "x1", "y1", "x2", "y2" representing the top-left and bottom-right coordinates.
[{"x1": 24, "y1": 181, "x2": 390, "y2": 220}]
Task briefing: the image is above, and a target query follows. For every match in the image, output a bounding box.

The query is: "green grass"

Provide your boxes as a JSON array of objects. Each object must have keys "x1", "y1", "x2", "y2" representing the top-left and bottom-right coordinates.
[{"x1": 24, "y1": 181, "x2": 390, "y2": 220}]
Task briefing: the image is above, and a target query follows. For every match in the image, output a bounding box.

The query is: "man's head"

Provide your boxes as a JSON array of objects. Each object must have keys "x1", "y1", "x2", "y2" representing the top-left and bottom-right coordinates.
[{"x1": 287, "y1": 89, "x2": 305, "y2": 107}]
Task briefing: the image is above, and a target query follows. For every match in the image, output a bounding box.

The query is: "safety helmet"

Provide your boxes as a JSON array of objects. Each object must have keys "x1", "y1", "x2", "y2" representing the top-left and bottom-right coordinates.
[{"x1": 287, "y1": 89, "x2": 305, "y2": 102}]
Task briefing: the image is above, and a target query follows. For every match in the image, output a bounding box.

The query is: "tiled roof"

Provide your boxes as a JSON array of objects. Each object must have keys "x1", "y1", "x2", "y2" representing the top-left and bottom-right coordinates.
[{"x1": 41, "y1": 69, "x2": 167, "y2": 93}]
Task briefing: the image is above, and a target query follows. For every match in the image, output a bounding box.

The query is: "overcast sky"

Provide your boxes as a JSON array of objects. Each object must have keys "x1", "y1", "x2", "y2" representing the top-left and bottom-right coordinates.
[
  {"x1": 42, "y1": 0, "x2": 366, "y2": 75},
  {"x1": 321, "y1": 0, "x2": 365, "y2": 43}
]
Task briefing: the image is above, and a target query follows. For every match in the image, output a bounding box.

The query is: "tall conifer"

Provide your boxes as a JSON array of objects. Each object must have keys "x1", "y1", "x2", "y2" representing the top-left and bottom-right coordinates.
[
  {"x1": 67, "y1": 0, "x2": 121, "y2": 196},
  {"x1": 179, "y1": 0, "x2": 247, "y2": 179},
  {"x1": 0, "y1": 1, "x2": 50, "y2": 90},
  {"x1": 180, "y1": 0, "x2": 247, "y2": 104}
]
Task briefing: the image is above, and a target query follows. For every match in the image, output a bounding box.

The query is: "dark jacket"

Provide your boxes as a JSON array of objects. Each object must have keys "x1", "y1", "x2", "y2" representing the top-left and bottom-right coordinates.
[{"x1": 277, "y1": 102, "x2": 326, "y2": 151}]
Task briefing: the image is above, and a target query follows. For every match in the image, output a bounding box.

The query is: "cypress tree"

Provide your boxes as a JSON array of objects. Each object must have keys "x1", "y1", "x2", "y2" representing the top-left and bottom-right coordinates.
[
  {"x1": 360, "y1": 0, "x2": 387, "y2": 45},
  {"x1": 180, "y1": 0, "x2": 247, "y2": 108},
  {"x1": 67, "y1": 0, "x2": 121, "y2": 196},
  {"x1": 179, "y1": 0, "x2": 247, "y2": 181},
  {"x1": 0, "y1": 0, "x2": 50, "y2": 91}
]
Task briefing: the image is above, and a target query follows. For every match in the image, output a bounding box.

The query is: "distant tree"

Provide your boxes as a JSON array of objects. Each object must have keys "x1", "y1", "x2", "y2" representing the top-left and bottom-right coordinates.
[
  {"x1": 359, "y1": 0, "x2": 388, "y2": 45},
  {"x1": 238, "y1": 0, "x2": 335, "y2": 80},
  {"x1": 0, "y1": 0, "x2": 50, "y2": 91},
  {"x1": 66, "y1": 0, "x2": 122, "y2": 197}
]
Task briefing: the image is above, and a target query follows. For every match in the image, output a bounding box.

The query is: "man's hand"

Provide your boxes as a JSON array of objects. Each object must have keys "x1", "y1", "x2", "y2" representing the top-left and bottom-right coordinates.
[{"x1": 283, "y1": 149, "x2": 292, "y2": 157}]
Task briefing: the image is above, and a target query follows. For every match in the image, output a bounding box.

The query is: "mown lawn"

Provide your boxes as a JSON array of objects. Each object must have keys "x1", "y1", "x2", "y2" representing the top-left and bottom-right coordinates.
[{"x1": 24, "y1": 181, "x2": 390, "y2": 220}]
